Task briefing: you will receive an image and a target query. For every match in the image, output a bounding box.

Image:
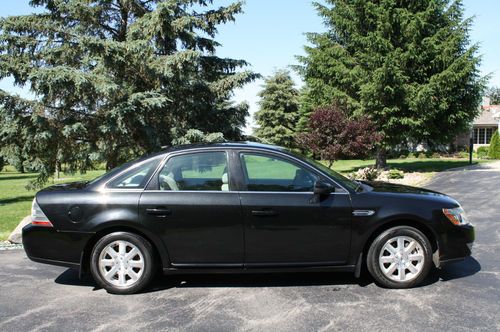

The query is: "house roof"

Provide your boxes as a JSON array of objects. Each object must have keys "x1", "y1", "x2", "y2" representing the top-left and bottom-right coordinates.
[{"x1": 474, "y1": 105, "x2": 500, "y2": 126}]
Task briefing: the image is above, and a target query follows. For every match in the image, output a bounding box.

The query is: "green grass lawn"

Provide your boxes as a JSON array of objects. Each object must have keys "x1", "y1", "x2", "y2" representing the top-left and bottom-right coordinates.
[
  {"x1": 330, "y1": 158, "x2": 488, "y2": 174},
  {"x1": 0, "y1": 166, "x2": 104, "y2": 240}
]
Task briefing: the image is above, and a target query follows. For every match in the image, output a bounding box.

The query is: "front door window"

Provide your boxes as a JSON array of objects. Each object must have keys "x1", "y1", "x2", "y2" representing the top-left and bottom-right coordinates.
[{"x1": 240, "y1": 153, "x2": 317, "y2": 192}]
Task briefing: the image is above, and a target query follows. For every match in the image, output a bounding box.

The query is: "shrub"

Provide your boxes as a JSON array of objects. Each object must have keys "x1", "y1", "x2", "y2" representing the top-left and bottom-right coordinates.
[
  {"x1": 476, "y1": 146, "x2": 489, "y2": 159},
  {"x1": 417, "y1": 152, "x2": 427, "y2": 159},
  {"x1": 387, "y1": 169, "x2": 404, "y2": 179},
  {"x1": 489, "y1": 131, "x2": 500, "y2": 159},
  {"x1": 399, "y1": 154, "x2": 407, "y2": 159},
  {"x1": 458, "y1": 151, "x2": 469, "y2": 159},
  {"x1": 349, "y1": 167, "x2": 380, "y2": 181},
  {"x1": 431, "y1": 152, "x2": 441, "y2": 159},
  {"x1": 408, "y1": 152, "x2": 416, "y2": 158}
]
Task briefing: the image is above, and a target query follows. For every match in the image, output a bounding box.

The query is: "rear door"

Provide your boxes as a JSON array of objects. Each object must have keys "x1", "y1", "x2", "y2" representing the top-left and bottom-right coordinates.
[
  {"x1": 139, "y1": 150, "x2": 244, "y2": 266},
  {"x1": 237, "y1": 151, "x2": 352, "y2": 266}
]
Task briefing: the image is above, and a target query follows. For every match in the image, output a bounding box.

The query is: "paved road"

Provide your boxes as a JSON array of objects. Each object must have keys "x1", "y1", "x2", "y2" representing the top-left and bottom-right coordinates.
[{"x1": 1, "y1": 163, "x2": 499, "y2": 331}]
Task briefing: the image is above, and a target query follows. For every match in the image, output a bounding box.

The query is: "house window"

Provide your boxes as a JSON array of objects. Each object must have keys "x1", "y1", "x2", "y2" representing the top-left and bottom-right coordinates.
[
  {"x1": 473, "y1": 127, "x2": 498, "y2": 144},
  {"x1": 473, "y1": 128, "x2": 479, "y2": 144},
  {"x1": 486, "y1": 128, "x2": 495, "y2": 143}
]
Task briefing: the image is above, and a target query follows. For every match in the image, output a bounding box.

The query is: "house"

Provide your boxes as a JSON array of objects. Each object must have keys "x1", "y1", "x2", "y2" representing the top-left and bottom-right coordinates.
[
  {"x1": 453, "y1": 97, "x2": 500, "y2": 150},
  {"x1": 472, "y1": 97, "x2": 500, "y2": 148}
]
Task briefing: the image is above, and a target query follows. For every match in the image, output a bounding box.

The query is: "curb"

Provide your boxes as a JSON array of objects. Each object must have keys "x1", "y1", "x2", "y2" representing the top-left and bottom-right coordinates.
[{"x1": 0, "y1": 242, "x2": 23, "y2": 251}]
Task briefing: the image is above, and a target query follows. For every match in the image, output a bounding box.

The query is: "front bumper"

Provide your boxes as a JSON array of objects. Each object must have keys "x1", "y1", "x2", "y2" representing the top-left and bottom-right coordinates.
[
  {"x1": 22, "y1": 224, "x2": 93, "y2": 268},
  {"x1": 436, "y1": 223, "x2": 475, "y2": 266}
]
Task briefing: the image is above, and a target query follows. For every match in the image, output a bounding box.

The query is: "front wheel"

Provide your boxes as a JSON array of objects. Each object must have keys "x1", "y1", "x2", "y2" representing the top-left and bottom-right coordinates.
[
  {"x1": 90, "y1": 232, "x2": 156, "y2": 294},
  {"x1": 367, "y1": 226, "x2": 432, "y2": 288}
]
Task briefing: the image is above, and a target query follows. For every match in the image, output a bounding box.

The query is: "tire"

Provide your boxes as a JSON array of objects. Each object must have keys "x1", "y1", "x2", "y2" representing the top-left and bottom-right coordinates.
[
  {"x1": 367, "y1": 226, "x2": 432, "y2": 289},
  {"x1": 90, "y1": 232, "x2": 156, "y2": 294}
]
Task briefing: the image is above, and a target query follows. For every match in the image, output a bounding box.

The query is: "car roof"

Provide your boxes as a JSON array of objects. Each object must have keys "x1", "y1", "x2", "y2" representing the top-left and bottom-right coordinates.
[{"x1": 159, "y1": 141, "x2": 288, "y2": 154}]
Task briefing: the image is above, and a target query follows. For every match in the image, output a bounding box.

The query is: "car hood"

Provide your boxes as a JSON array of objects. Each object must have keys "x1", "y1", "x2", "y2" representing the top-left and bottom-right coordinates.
[
  {"x1": 40, "y1": 181, "x2": 88, "y2": 191},
  {"x1": 361, "y1": 180, "x2": 445, "y2": 197}
]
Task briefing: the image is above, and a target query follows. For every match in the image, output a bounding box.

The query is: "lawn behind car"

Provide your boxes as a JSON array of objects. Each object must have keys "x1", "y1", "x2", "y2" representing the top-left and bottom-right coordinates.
[
  {"x1": 0, "y1": 166, "x2": 104, "y2": 241},
  {"x1": 0, "y1": 157, "x2": 487, "y2": 241},
  {"x1": 330, "y1": 157, "x2": 483, "y2": 173}
]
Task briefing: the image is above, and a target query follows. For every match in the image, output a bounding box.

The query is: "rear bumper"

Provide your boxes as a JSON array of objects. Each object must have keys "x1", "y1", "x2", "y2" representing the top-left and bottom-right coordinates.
[
  {"x1": 437, "y1": 223, "x2": 475, "y2": 266},
  {"x1": 22, "y1": 224, "x2": 93, "y2": 268}
]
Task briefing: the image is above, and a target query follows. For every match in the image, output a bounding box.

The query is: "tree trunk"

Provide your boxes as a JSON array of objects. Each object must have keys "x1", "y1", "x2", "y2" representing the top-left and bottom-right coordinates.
[
  {"x1": 375, "y1": 147, "x2": 387, "y2": 169},
  {"x1": 55, "y1": 160, "x2": 61, "y2": 179},
  {"x1": 106, "y1": 152, "x2": 119, "y2": 171}
]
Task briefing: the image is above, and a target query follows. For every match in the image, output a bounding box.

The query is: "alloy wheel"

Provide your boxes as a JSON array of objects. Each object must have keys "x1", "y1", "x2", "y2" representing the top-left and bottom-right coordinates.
[
  {"x1": 378, "y1": 236, "x2": 425, "y2": 282},
  {"x1": 98, "y1": 240, "x2": 145, "y2": 287}
]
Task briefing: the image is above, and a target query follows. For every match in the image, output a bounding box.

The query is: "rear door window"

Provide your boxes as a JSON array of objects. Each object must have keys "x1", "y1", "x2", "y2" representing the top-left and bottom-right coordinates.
[{"x1": 158, "y1": 151, "x2": 229, "y2": 191}]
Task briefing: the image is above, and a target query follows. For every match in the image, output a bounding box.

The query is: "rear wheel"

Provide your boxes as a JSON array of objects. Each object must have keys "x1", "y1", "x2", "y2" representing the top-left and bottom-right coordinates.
[
  {"x1": 367, "y1": 226, "x2": 432, "y2": 288},
  {"x1": 90, "y1": 232, "x2": 155, "y2": 294}
]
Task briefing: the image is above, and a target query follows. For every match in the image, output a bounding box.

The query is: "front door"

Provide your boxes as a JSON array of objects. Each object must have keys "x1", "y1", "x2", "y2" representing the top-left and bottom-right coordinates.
[
  {"x1": 238, "y1": 152, "x2": 352, "y2": 266},
  {"x1": 139, "y1": 150, "x2": 244, "y2": 266}
]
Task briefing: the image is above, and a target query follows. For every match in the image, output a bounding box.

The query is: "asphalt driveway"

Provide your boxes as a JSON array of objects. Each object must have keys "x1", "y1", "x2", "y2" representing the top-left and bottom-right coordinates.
[{"x1": 1, "y1": 163, "x2": 499, "y2": 331}]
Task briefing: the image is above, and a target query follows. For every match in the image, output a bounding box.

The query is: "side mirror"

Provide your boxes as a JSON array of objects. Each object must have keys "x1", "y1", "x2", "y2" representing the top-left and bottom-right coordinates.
[{"x1": 313, "y1": 179, "x2": 335, "y2": 196}]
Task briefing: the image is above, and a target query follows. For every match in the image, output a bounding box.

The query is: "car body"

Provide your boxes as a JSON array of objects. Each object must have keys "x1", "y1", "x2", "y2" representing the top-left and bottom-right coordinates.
[{"x1": 23, "y1": 142, "x2": 475, "y2": 293}]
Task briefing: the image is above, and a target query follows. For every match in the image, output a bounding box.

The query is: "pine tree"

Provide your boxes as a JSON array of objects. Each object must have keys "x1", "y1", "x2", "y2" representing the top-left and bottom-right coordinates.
[
  {"x1": 0, "y1": 0, "x2": 257, "y2": 186},
  {"x1": 254, "y1": 70, "x2": 300, "y2": 148},
  {"x1": 488, "y1": 131, "x2": 500, "y2": 159},
  {"x1": 298, "y1": 0, "x2": 484, "y2": 167}
]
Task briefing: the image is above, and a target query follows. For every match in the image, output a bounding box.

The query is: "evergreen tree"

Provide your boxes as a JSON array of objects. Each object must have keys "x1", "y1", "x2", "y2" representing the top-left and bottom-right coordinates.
[
  {"x1": 298, "y1": 0, "x2": 484, "y2": 167},
  {"x1": 0, "y1": 0, "x2": 257, "y2": 186},
  {"x1": 488, "y1": 131, "x2": 500, "y2": 159},
  {"x1": 295, "y1": 86, "x2": 315, "y2": 134},
  {"x1": 254, "y1": 70, "x2": 300, "y2": 148}
]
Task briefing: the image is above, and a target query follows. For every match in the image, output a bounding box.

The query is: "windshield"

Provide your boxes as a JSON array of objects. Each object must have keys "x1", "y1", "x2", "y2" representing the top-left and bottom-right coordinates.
[{"x1": 290, "y1": 151, "x2": 359, "y2": 192}]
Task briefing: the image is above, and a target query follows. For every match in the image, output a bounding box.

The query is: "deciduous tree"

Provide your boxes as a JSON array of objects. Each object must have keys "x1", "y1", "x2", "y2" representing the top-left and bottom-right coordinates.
[
  {"x1": 486, "y1": 87, "x2": 500, "y2": 104},
  {"x1": 296, "y1": 103, "x2": 380, "y2": 167}
]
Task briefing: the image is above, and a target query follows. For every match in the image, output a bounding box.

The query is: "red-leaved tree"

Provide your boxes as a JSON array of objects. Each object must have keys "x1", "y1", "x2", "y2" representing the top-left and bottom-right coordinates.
[{"x1": 297, "y1": 104, "x2": 381, "y2": 167}]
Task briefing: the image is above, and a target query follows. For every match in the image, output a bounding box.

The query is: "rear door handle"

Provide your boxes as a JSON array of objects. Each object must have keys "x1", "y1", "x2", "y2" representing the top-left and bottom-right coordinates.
[
  {"x1": 146, "y1": 207, "x2": 172, "y2": 217},
  {"x1": 251, "y1": 209, "x2": 278, "y2": 217}
]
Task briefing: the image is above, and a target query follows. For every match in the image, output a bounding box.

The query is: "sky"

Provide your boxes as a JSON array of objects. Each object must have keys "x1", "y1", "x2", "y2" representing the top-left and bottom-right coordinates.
[{"x1": 1, "y1": 0, "x2": 499, "y2": 134}]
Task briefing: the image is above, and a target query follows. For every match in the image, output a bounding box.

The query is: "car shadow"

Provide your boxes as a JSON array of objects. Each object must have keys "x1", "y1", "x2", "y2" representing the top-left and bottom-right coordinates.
[
  {"x1": 420, "y1": 256, "x2": 481, "y2": 286},
  {"x1": 54, "y1": 256, "x2": 481, "y2": 293},
  {"x1": 437, "y1": 256, "x2": 481, "y2": 281}
]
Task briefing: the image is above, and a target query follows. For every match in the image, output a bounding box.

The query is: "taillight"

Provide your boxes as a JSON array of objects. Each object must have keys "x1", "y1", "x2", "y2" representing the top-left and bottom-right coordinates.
[{"x1": 31, "y1": 199, "x2": 53, "y2": 227}]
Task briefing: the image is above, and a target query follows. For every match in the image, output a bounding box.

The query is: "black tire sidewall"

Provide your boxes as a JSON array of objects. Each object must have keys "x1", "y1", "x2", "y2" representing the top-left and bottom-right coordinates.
[
  {"x1": 90, "y1": 232, "x2": 155, "y2": 294},
  {"x1": 367, "y1": 226, "x2": 432, "y2": 289}
]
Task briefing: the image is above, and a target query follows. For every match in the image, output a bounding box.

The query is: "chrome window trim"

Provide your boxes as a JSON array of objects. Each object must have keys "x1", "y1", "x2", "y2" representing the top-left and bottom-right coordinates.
[{"x1": 98, "y1": 189, "x2": 348, "y2": 195}]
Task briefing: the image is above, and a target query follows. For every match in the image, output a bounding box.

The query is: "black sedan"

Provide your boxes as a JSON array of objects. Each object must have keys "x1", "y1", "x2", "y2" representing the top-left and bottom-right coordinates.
[{"x1": 23, "y1": 142, "x2": 474, "y2": 294}]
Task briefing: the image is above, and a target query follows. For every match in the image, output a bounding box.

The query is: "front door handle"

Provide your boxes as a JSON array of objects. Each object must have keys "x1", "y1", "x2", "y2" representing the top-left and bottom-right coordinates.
[
  {"x1": 146, "y1": 207, "x2": 172, "y2": 217},
  {"x1": 251, "y1": 209, "x2": 278, "y2": 217}
]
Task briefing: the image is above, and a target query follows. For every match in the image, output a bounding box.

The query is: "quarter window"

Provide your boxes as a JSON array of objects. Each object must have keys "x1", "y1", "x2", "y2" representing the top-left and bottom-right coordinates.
[
  {"x1": 240, "y1": 153, "x2": 317, "y2": 192},
  {"x1": 107, "y1": 158, "x2": 160, "y2": 189},
  {"x1": 158, "y1": 152, "x2": 229, "y2": 191}
]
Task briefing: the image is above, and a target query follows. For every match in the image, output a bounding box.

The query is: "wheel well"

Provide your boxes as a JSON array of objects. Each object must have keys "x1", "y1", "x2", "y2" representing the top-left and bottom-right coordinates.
[
  {"x1": 80, "y1": 226, "x2": 162, "y2": 277},
  {"x1": 362, "y1": 219, "x2": 438, "y2": 258}
]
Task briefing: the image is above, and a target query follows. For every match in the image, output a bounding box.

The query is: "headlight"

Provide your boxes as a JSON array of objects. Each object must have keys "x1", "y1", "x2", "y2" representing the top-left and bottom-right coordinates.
[{"x1": 442, "y1": 207, "x2": 470, "y2": 226}]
